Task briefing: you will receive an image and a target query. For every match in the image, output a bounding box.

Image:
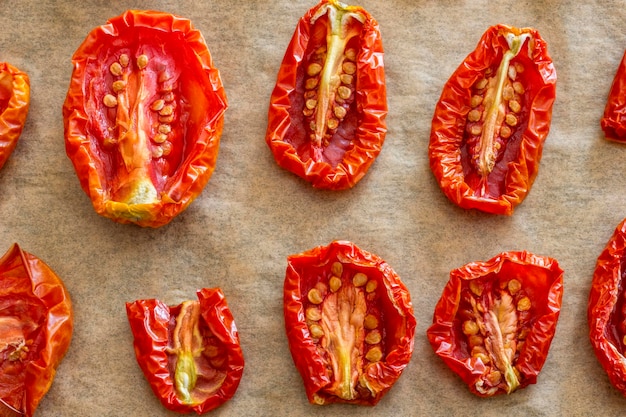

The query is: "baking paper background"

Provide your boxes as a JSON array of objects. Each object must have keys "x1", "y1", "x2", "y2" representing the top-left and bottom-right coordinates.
[{"x1": 0, "y1": 1, "x2": 625, "y2": 416}]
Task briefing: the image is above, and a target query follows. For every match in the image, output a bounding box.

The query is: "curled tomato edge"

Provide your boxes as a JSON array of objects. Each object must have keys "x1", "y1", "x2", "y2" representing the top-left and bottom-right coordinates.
[
  {"x1": 125, "y1": 287, "x2": 244, "y2": 414},
  {"x1": 0, "y1": 243, "x2": 74, "y2": 417},
  {"x1": 266, "y1": 0, "x2": 388, "y2": 190},
  {"x1": 283, "y1": 240, "x2": 416, "y2": 405},
  {"x1": 427, "y1": 250, "x2": 564, "y2": 397},
  {"x1": 428, "y1": 24, "x2": 557, "y2": 215},
  {"x1": 0, "y1": 62, "x2": 30, "y2": 171},
  {"x1": 588, "y1": 218, "x2": 626, "y2": 395},
  {"x1": 62, "y1": 9, "x2": 228, "y2": 228}
]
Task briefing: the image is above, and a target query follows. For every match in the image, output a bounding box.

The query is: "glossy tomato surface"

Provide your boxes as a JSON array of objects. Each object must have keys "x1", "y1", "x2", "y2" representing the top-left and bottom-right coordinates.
[
  {"x1": 588, "y1": 218, "x2": 626, "y2": 395},
  {"x1": 0, "y1": 243, "x2": 73, "y2": 417},
  {"x1": 0, "y1": 62, "x2": 30, "y2": 171},
  {"x1": 601, "y1": 50, "x2": 626, "y2": 142},
  {"x1": 429, "y1": 24, "x2": 556, "y2": 215},
  {"x1": 427, "y1": 251, "x2": 563, "y2": 396},
  {"x1": 284, "y1": 240, "x2": 415, "y2": 405},
  {"x1": 63, "y1": 10, "x2": 227, "y2": 227},
  {"x1": 126, "y1": 288, "x2": 244, "y2": 414},
  {"x1": 266, "y1": 0, "x2": 387, "y2": 190}
]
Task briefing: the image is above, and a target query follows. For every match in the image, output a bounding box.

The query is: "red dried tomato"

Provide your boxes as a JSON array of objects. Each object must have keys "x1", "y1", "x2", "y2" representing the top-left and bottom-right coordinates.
[
  {"x1": 266, "y1": 0, "x2": 387, "y2": 190},
  {"x1": 63, "y1": 10, "x2": 227, "y2": 227},
  {"x1": 588, "y1": 218, "x2": 626, "y2": 395},
  {"x1": 0, "y1": 62, "x2": 30, "y2": 170},
  {"x1": 283, "y1": 240, "x2": 415, "y2": 405},
  {"x1": 427, "y1": 251, "x2": 563, "y2": 396},
  {"x1": 429, "y1": 24, "x2": 557, "y2": 215},
  {"x1": 601, "y1": 50, "x2": 626, "y2": 142},
  {"x1": 126, "y1": 288, "x2": 244, "y2": 414},
  {"x1": 0, "y1": 243, "x2": 73, "y2": 417}
]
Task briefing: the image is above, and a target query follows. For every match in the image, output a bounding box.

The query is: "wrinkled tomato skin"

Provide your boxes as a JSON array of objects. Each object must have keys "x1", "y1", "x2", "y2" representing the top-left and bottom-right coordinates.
[
  {"x1": 0, "y1": 62, "x2": 30, "y2": 171},
  {"x1": 0, "y1": 243, "x2": 73, "y2": 417},
  {"x1": 429, "y1": 24, "x2": 556, "y2": 215},
  {"x1": 588, "y1": 218, "x2": 626, "y2": 395},
  {"x1": 427, "y1": 251, "x2": 563, "y2": 397},
  {"x1": 63, "y1": 10, "x2": 227, "y2": 227},
  {"x1": 266, "y1": 0, "x2": 387, "y2": 190},
  {"x1": 126, "y1": 288, "x2": 244, "y2": 415},
  {"x1": 601, "y1": 51, "x2": 626, "y2": 142},
  {"x1": 283, "y1": 240, "x2": 415, "y2": 405}
]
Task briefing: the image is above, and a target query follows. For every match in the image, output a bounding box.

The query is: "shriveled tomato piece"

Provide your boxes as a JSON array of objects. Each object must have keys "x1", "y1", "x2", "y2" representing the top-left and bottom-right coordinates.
[
  {"x1": 427, "y1": 251, "x2": 563, "y2": 396},
  {"x1": 63, "y1": 10, "x2": 227, "y2": 227},
  {"x1": 126, "y1": 288, "x2": 244, "y2": 414},
  {"x1": 0, "y1": 244, "x2": 73, "y2": 417},
  {"x1": 284, "y1": 241, "x2": 415, "y2": 405},
  {"x1": 588, "y1": 218, "x2": 626, "y2": 395},
  {"x1": 429, "y1": 24, "x2": 556, "y2": 215},
  {"x1": 601, "y1": 50, "x2": 626, "y2": 142},
  {"x1": 266, "y1": 0, "x2": 387, "y2": 190},
  {"x1": 0, "y1": 62, "x2": 30, "y2": 171}
]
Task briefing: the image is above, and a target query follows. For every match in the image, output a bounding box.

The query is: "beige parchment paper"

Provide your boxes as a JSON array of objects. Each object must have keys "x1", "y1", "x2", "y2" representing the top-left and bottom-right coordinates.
[{"x1": 1, "y1": 1, "x2": 625, "y2": 416}]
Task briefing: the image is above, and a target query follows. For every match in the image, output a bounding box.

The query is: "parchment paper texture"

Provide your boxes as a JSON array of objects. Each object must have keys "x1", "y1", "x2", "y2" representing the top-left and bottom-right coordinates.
[{"x1": 0, "y1": 1, "x2": 625, "y2": 416}]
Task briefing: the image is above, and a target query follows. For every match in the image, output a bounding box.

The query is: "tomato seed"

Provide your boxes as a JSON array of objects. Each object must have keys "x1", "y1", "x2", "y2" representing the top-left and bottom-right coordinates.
[
  {"x1": 329, "y1": 276, "x2": 342, "y2": 292},
  {"x1": 137, "y1": 54, "x2": 149, "y2": 69},
  {"x1": 103, "y1": 94, "x2": 118, "y2": 107},
  {"x1": 342, "y1": 61, "x2": 356, "y2": 75},
  {"x1": 307, "y1": 63, "x2": 323, "y2": 77},
  {"x1": 119, "y1": 54, "x2": 129, "y2": 67},
  {"x1": 365, "y1": 346, "x2": 382, "y2": 362},
  {"x1": 109, "y1": 62, "x2": 123, "y2": 76},
  {"x1": 308, "y1": 288, "x2": 323, "y2": 304},
  {"x1": 353, "y1": 273, "x2": 368, "y2": 287}
]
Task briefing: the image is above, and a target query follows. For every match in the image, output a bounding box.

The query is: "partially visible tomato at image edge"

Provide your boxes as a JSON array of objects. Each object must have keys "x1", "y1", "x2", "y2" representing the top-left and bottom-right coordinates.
[
  {"x1": 0, "y1": 62, "x2": 30, "y2": 171},
  {"x1": 284, "y1": 240, "x2": 415, "y2": 405},
  {"x1": 63, "y1": 10, "x2": 227, "y2": 227},
  {"x1": 0, "y1": 243, "x2": 73, "y2": 417},
  {"x1": 266, "y1": 0, "x2": 387, "y2": 190}
]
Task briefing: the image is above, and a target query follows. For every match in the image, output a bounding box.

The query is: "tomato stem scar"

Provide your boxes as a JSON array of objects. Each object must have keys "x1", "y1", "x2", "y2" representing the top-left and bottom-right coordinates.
[
  {"x1": 309, "y1": 0, "x2": 364, "y2": 158},
  {"x1": 475, "y1": 31, "x2": 530, "y2": 179}
]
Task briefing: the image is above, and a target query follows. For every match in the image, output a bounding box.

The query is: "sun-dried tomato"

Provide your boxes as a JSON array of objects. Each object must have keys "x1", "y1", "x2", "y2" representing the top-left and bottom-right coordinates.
[
  {"x1": 0, "y1": 244, "x2": 73, "y2": 417},
  {"x1": 601, "y1": 50, "x2": 626, "y2": 142},
  {"x1": 0, "y1": 62, "x2": 29, "y2": 171},
  {"x1": 284, "y1": 240, "x2": 415, "y2": 405},
  {"x1": 429, "y1": 24, "x2": 557, "y2": 215},
  {"x1": 427, "y1": 251, "x2": 563, "y2": 396},
  {"x1": 266, "y1": 0, "x2": 387, "y2": 190},
  {"x1": 126, "y1": 288, "x2": 244, "y2": 414}
]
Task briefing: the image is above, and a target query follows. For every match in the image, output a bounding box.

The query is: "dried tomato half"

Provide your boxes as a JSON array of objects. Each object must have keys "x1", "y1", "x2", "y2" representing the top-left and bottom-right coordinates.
[
  {"x1": 284, "y1": 241, "x2": 415, "y2": 405},
  {"x1": 588, "y1": 218, "x2": 626, "y2": 395},
  {"x1": 601, "y1": 50, "x2": 626, "y2": 142},
  {"x1": 126, "y1": 288, "x2": 244, "y2": 414},
  {"x1": 0, "y1": 62, "x2": 30, "y2": 171},
  {"x1": 63, "y1": 10, "x2": 227, "y2": 227},
  {"x1": 427, "y1": 251, "x2": 563, "y2": 397},
  {"x1": 0, "y1": 243, "x2": 73, "y2": 417},
  {"x1": 429, "y1": 25, "x2": 556, "y2": 215},
  {"x1": 266, "y1": 0, "x2": 387, "y2": 190}
]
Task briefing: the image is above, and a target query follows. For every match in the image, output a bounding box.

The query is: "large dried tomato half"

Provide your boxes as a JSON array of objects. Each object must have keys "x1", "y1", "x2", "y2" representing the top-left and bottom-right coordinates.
[
  {"x1": 0, "y1": 62, "x2": 30, "y2": 171},
  {"x1": 0, "y1": 243, "x2": 73, "y2": 417},
  {"x1": 284, "y1": 241, "x2": 415, "y2": 405},
  {"x1": 126, "y1": 288, "x2": 244, "y2": 414},
  {"x1": 266, "y1": 0, "x2": 387, "y2": 190},
  {"x1": 427, "y1": 251, "x2": 563, "y2": 396},
  {"x1": 588, "y1": 218, "x2": 626, "y2": 395},
  {"x1": 429, "y1": 24, "x2": 556, "y2": 215},
  {"x1": 63, "y1": 10, "x2": 227, "y2": 227}
]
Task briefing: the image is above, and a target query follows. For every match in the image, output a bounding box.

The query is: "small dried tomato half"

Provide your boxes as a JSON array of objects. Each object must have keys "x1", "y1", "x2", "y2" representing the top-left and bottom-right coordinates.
[
  {"x1": 427, "y1": 251, "x2": 563, "y2": 396},
  {"x1": 284, "y1": 240, "x2": 416, "y2": 405},
  {"x1": 63, "y1": 10, "x2": 227, "y2": 227},
  {"x1": 588, "y1": 218, "x2": 626, "y2": 395},
  {"x1": 126, "y1": 288, "x2": 244, "y2": 414},
  {"x1": 0, "y1": 62, "x2": 30, "y2": 171},
  {"x1": 429, "y1": 24, "x2": 557, "y2": 215},
  {"x1": 601, "y1": 50, "x2": 626, "y2": 142},
  {"x1": 0, "y1": 243, "x2": 73, "y2": 417},
  {"x1": 266, "y1": 0, "x2": 387, "y2": 190}
]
